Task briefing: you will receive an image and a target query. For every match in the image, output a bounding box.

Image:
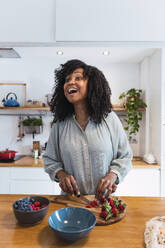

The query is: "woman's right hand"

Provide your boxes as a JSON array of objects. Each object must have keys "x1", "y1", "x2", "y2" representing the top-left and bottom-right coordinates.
[{"x1": 56, "y1": 170, "x2": 80, "y2": 195}]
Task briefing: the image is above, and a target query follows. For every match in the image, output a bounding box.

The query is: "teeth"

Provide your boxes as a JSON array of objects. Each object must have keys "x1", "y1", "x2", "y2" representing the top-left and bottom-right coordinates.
[{"x1": 68, "y1": 88, "x2": 78, "y2": 94}]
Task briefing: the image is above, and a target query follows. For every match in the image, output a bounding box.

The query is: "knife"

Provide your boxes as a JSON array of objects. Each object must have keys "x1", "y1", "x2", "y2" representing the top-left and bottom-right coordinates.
[{"x1": 74, "y1": 191, "x2": 91, "y2": 205}]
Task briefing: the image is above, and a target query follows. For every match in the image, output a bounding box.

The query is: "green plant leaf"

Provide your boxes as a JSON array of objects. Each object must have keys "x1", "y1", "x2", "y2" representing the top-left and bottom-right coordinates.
[{"x1": 118, "y1": 88, "x2": 147, "y2": 140}]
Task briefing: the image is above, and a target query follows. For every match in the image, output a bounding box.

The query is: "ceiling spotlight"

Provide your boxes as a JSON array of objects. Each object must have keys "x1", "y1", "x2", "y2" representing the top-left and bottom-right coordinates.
[
  {"x1": 102, "y1": 51, "x2": 110, "y2": 56},
  {"x1": 56, "y1": 51, "x2": 63, "y2": 55}
]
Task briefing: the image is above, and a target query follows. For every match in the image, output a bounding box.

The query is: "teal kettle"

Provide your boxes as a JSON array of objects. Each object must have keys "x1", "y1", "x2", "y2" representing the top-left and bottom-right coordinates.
[{"x1": 3, "y1": 92, "x2": 20, "y2": 107}]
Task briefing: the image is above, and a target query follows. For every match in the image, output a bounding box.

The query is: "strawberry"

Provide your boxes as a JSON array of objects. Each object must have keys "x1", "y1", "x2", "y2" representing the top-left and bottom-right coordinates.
[
  {"x1": 119, "y1": 203, "x2": 124, "y2": 212},
  {"x1": 112, "y1": 207, "x2": 119, "y2": 217},
  {"x1": 101, "y1": 205, "x2": 106, "y2": 211},
  {"x1": 30, "y1": 204, "x2": 35, "y2": 209},
  {"x1": 100, "y1": 210, "x2": 108, "y2": 219},
  {"x1": 99, "y1": 196, "x2": 105, "y2": 204},
  {"x1": 86, "y1": 204, "x2": 92, "y2": 208},
  {"x1": 34, "y1": 201, "x2": 40, "y2": 207},
  {"x1": 35, "y1": 207, "x2": 40, "y2": 211},
  {"x1": 108, "y1": 198, "x2": 115, "y2": 207},
  {"x1": 91, "y1": 200, "x2": 99, "y2": 207}
]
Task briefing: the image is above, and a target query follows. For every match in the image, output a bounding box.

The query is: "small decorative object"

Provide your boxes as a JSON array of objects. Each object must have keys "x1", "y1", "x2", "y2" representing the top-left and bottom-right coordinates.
[
  {"x1": 23, "y1": 117, "x2": 43, "y2": 139},
  {"x1": 0, "y1": 82, "x2": 27, "y2": 107},
  {"x1": 119, "y1": 88, "x2": 147, "y2": 141},
  {"x1": 25, "y1": 100, "x2": 45, "y2": 108},
  {"x1": 32, "y1": 149, "x2": 39, "y2": 158},
  {"x1": 2, "y1": 92, "x2": 20, "y2": 107},
  {"x1": 143, "y1": 153, "x2": 156, "y2": 164},
  {"x1": 32, "y1": 141, "x2": 40, "y2": 158},
  {"x1": 144, "y1": 216, "x2": 165, "y2": 248}
]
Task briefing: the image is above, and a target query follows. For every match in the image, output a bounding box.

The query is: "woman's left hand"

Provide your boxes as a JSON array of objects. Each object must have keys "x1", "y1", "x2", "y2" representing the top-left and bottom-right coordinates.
[{"x1": 95, "y1": 172, "x2": 118, "y2": 200}]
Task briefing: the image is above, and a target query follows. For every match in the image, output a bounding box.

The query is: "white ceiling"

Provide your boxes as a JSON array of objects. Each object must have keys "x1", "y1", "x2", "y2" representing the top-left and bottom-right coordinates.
[{"x1": 14, "y1": 47, "x2": 157, "y2": 63}]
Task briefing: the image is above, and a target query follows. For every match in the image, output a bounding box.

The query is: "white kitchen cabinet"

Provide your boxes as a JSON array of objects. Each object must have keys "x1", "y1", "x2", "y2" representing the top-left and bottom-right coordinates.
[
  {"x1": 0, "y1": 168, "x2": 10, "y2": 194},
  {"x1": 10, "y1": 180, "x2": 55, "y2": 195},
  {"x1": 116, "y1": 168, "x2": 160, "y2": 196},
  {"x1": 10, "y1": 167, "x2": 51, "y2": 180},
  {"x1": 56, "y1": 0, "x2": 165, "y2": 42},
  {"x1": 0, "y1": 167, "x2": 61, "y2": 195},
  {"x1": 0, "y1": 0, "x2": 56, "y2": 42},
  {"x1": 10, "y1": 167, "x2": 55, "y2": 195}
]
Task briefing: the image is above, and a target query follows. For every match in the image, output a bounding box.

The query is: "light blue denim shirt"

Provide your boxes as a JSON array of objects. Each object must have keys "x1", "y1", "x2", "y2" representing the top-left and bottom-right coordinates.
[{"x1": 43, "y1": 111, "x2": 132, "y2": 195}]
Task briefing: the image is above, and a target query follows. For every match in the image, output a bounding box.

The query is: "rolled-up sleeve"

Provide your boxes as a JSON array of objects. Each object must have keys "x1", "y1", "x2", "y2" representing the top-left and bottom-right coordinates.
[
  {"x1": 107, "y1": 112, "x2": 133, "y2": 184},
  {"x1": 43, "y1": 122, "x2": 64, "y2": 182}
]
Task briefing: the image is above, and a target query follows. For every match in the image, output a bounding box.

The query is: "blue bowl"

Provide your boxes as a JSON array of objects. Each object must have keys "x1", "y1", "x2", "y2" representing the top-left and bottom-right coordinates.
[{"x1": 48, "y1": 207, "x2": 96, "y2": 242}]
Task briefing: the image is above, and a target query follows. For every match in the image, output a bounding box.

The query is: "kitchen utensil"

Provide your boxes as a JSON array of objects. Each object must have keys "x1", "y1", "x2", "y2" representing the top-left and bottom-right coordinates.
[
  {"x1": 3, "y1": 92, "x2": 20, "y2": 107},
  {"x1": 48, "y1": 206, "x2": 96, "y2": 242},
  {"x1": 0, "y1": 149, "x2": 17, "y2": 160},
  {"x1": 17, "y1": 116, "x2": 24, "y2": 141},
  {"x1": 45, "y1": 93, "x2": 52, "y2": 106},
  {"x1": 76, "y1": 194, "x2": 91, "y2": 205},
  {"x1": 51, "y1": 195, "x2": 126, "y2": 225},
  {"x1": 13, "y1": 196, "x2": 50, "y2": 226}
]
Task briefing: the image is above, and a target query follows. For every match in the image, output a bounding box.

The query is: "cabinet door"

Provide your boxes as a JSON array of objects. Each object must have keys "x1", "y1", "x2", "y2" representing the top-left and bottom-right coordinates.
[
  {"x1": 10, "y1": 167, "x2": 60, "y2": 195},
  {"x1": 116, "y1": 168, "x2": 160, "y2": 196},
  {"x1": 0, "y1": 0, "x2": 55, "y2": 42},
  {"x1": 161, "y1": 49, "x2": 165, "y2": 166},
  {"x1": 56, "y1": 0, "x2": 165, "y2": 42},
  {"x1": 0, "y1": 168, "x2": 10, "y2": 194}
]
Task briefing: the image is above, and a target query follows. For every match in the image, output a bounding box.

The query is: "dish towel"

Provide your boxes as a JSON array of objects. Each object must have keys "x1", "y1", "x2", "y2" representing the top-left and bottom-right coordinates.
[{"x1": 144, "y1": 216, "x2": 165, "y2": 248}]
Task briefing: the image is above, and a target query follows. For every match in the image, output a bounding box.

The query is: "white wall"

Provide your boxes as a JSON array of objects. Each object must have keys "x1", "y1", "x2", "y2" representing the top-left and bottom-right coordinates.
[
  {"x1": 139, "y1": 57, "x2": 150, "y2": 156},
  {"x1": 148, "y1": 50, "x2": 162, "y2": 162},
  {"x1": 139, "y1": 50, "x2": 162, "y2": 162},
  {"x1": 0, "y1": 53, "x2": 140, "y2": 155}
]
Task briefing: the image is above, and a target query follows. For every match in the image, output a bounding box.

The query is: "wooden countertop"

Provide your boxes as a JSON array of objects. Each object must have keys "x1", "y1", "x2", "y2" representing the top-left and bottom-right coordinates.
[
  {"x1": 0, "y1": 194, "x2": 164, "y2": 248},
  {"x1": 0, "y1": 156, "x2": 44, "y2": 167},
  {"x1": 0, "y1": 156, "x2": 160, "y2": 169}
]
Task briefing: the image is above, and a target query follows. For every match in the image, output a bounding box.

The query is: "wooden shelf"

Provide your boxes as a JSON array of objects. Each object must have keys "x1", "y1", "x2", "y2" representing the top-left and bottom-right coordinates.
[
  {"x1": 0, "y1": 106, "x2": 50, "y2": 111},
  {"x1": 112, "y1": 107, "x2": 146, "y2": 111},
  {"x1": 0, "y1": 106, "x2": 146, "y2": 112}
]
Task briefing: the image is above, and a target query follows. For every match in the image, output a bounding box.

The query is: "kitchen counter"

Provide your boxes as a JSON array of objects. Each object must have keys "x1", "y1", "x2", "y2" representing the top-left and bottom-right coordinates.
[
  {"x1": 0, "y1": 156, "x2": 160, "y2": 168},
  {"x1": 0, "y1": 156, "x2": 44, "y2": 167},
  {"x1": 0, "y1": 194, "x2": 164, "y2": 248}
]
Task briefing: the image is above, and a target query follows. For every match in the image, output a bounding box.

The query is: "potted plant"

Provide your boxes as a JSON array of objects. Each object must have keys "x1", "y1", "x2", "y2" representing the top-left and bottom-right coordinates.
[
  {"x1": 119, "y1": 88, "x2": 147, "y2": 142},
  {"x1": 23, "y1": 117, "x2": 43, "y2": 136}
]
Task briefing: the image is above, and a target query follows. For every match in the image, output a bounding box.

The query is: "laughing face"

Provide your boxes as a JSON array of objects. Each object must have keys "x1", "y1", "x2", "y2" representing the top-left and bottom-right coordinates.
[{"x1": 64, "y1": 68, "x2": 88, "y2": 105}]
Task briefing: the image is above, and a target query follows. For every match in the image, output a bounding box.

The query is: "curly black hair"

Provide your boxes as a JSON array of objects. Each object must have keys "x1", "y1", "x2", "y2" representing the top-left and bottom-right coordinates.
[{"x1": 50, "y1": 59, "x2": 112, "y2": 124}]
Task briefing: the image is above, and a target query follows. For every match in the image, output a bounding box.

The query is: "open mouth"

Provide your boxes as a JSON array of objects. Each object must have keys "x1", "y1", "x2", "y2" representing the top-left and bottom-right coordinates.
[{"x1": 68, "y1": 88, "x2": 78, "y2": 94}]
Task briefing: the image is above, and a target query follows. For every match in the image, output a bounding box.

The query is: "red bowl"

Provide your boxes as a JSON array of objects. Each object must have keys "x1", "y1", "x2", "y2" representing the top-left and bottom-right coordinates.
[{"x1": 0, "y1": 149, "x2": 17, "y2": 160}]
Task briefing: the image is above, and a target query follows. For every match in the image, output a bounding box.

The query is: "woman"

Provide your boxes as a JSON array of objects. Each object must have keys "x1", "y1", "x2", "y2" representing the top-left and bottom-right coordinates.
[{"x1": 43, "y1": 59, "x2": 132, "y2": 199}]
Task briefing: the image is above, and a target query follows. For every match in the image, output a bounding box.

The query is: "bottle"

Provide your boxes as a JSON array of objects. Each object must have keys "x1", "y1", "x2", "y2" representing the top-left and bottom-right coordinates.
[{"x1": 32, "y1": 149, "x2": 39, "y2": 158}]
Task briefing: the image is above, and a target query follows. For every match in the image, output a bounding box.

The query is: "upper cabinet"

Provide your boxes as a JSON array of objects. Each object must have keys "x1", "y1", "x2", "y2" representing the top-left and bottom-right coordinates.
[
  {"x1": 1, "y1": 0, "x2": 165, "y2": 43},
  {"x1": 56, "y1": 0, "x2": 165, "y2": 42},
  {"x1": 0, "y1": 0, "x2": 56, "y2": 42}
]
